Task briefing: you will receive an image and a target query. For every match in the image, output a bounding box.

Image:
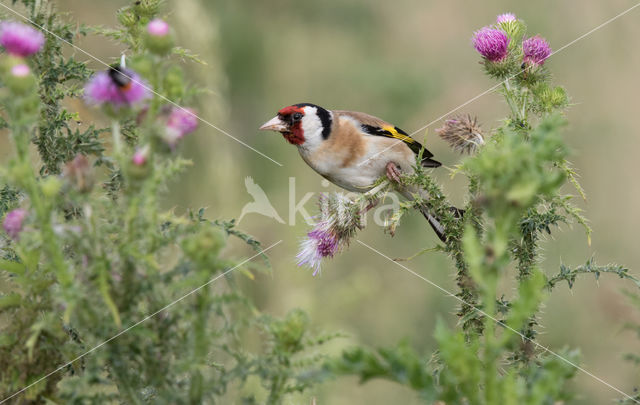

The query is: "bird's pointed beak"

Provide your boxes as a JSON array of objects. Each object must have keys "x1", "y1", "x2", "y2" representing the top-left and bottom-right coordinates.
[{"x1": 259, "y1": 116, "x2": 287, "y2": 132}]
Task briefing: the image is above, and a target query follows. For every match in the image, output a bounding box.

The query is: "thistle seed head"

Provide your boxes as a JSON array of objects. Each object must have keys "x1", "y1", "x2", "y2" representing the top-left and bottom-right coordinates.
[{"x1": 436, "y1": 115, "x2": 484, "y2": 154}]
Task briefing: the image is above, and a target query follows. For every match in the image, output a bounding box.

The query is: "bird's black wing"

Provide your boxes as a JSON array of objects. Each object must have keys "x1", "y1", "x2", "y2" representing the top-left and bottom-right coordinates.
[{"x1": 360, "y1": 124, "x2": 441, "y2": 168}]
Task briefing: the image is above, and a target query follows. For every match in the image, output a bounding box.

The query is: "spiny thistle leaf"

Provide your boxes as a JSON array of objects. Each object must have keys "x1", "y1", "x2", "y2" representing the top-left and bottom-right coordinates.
[{"x1": 546, "y1": 258, "x2": 639, "y2": 290}]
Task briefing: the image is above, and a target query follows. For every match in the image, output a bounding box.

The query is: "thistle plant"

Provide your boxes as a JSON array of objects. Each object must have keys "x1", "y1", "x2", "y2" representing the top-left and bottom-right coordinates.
[
  {"x1": 0, "y1": 1, "x2": 332, "y2": 403},
  {"x1": 320, "y1": 13, "x2": 638, "y2": 404}
]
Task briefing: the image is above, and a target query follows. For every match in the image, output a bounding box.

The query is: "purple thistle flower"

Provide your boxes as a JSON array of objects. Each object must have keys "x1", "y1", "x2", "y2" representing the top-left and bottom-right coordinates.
[
  {"x1": 167, "y1": 107, "x2": 199, "y2": 136},
  {"x1": 297, "y1": 192, "x2": 363, "y2": 276},
  {"x1": 3, "y1": 208, "x2": 27, "y2": 239},
  {"x1": 296, "y1": 239, "x2": 322, "y2": 276},
  {"x1": 522, "y1": 35, "x2": 552, "y2": 66},
  {"x1": 297, "y1": 224, "x2": 340, "y2": 276},
  {"x1": 84, "y1": 68, "x2": 151, "y2": 110},
  {"x1": 0, "y1": 21, "x2": 44, "y2": 57},
  {"x1": 496, "y1": 13, "x2": 517, "y2": 23},
  {"x1": 147, "y1": 19, "x2": 170, "y2": 37},
  {"x1": 472, "y1": 27, "x2": 510, "y2": 62},
  {"x1": 308, "y1": 228, "x2": 339, "y2": 258},
  {"x1": 163, "y1": 107, "x2": 199, "y2": 147}
]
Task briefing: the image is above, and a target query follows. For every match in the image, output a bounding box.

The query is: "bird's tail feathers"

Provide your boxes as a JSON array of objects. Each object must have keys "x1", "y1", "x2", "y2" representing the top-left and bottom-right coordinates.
[
  {"x1": 399, "y1": 186, "x2": 461, "y2": 242},
  {"x1": 419, "y1": 206, "x2": 464, "y2": 242},
  {"x1": 421, "y1": 157, "x2": 442, "y2": 168}
]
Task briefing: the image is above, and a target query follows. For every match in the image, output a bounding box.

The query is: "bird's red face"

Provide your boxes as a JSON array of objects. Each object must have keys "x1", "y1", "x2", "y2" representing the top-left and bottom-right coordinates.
[
  {"x1": 259, "y1": 105, "x2": 307, "y2": 145},
  {"x1": 260, "y1": 103, "x2": 333, "y2": 147}
]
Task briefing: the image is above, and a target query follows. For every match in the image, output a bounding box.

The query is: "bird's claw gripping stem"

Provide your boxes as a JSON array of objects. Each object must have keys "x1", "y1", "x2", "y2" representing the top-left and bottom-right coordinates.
[{"x1": 385, "y1": 162, "x2": 403, "y2": 183}]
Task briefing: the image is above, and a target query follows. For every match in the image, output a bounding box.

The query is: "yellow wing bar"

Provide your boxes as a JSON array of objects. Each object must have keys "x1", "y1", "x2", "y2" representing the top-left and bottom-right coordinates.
[{"x1": 382, "y1": 126, "x2": 416, "y2": 144}]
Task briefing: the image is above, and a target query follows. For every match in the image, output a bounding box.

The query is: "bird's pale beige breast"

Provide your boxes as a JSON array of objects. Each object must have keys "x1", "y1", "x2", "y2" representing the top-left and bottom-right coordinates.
[{"x1": 312, "y1": 118, "x2": 366, "y2": 168}]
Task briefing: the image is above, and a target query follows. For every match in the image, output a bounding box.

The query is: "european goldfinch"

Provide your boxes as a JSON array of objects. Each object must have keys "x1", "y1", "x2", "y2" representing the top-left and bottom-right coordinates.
[{"x1": 260, "y1": 103, "x2": 451, "y2": 241}]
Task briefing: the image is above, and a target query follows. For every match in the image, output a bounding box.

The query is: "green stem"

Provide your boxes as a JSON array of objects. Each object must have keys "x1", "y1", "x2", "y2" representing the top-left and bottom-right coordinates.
[
  {"x1": 512, "y1": 213, "x2": 541, "y2": 362},
  {"x1": 407, "y1": 171, "x2": 483, "y2": 334},
  {"x1": 148, "y1": 55, "x2": 162, "y2": 119},
  {"x1": 112, "y1": 120, "x2": 123, "y2": 156},
  {"x1": 10, "y1": 118, "x2": 72, "y2": 319},
  {"x1": 84, "y1": 203, "x2": 122, "y2": 328},
  {"x1": 520, "y1": 90, "x2": 528, "y2": 121},
  {"x1": 483, "y1": 277, "x2": 498, "y2": 404},
  {"x1": 502, "y1": 80, "x2": 526, "y2": 123},
  {"x1": 267, "y1": 374, "x2": 286, "y2": 405}
]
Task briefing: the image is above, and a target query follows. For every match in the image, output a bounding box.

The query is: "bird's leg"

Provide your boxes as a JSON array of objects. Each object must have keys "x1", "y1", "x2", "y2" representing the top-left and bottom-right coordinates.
[
  {"x1": 362, "y1": 199, "x2": 378, "y2": 213},
  {"x1": 385, "y1": 162, "x2": 403, "y2": 183},
  {"x1": 356, "y1": 199, "x2": 378, "y2": 230}
]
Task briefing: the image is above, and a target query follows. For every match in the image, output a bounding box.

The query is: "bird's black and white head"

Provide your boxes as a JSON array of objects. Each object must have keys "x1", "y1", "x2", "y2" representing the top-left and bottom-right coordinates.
[{"x1": 259, "y1": 103, "x2": 333, "y2": 148}]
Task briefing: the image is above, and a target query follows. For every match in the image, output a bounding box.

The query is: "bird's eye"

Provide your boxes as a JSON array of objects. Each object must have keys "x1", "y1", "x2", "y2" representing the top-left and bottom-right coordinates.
[{"x1": 292, "y1": 112, "x2": 303, "y2": 121}]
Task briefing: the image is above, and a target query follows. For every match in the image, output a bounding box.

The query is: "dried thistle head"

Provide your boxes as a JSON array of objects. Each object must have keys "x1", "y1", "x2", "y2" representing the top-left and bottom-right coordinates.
[{"x1": 436, "y1": 115, "x2": 484, "y2": 154}]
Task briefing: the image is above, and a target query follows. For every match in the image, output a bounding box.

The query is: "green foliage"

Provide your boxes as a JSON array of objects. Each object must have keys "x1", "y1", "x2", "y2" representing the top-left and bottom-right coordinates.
[
  {"x1": 547, "y1": 258, "x2": 640, "y2": 291},
  {"x1": 464, "y1": 115, "x2": 567, "y2": 215},
  {"x1": 244, "y1": 309, "x2": 341, "y2": 404},
  {"x1": 0, "y1": 1, "x2": 329, "y2": 403},
  {"x1": 0, "y1": 185, "x2": 19, "y2": 218},
  {"x1": 327, "y1": 340, "x2": 435, "y2": 401}
]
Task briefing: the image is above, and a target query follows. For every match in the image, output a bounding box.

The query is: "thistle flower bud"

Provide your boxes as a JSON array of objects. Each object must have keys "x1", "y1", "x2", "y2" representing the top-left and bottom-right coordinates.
[
  {"x1": 275, "y1": 309, "x2": 310, "y2": 350},
  {"x1": 129, "y1": 145, "x2": 152, "y2": 179},
  {"x1": 163, "y1": 66, "x2": 185, "y2": 100},
  {"x1": 132, "y1": 145, "x2": 150, "y2": 166},
  {"x1": 3, "y1": 208, "x2": 27, "y2": 240},
  {"x1": 496, "y1": 13, "x2": 517, "y2": 23},
  {"x1": 63, "y1": 154, "x2": 94, "y2": 193},
  {"x1": 5, "y1": 63, "x2": 36, "y2": 94},
  {"x1": 144, "y1": 19, "x2": 174, "y2": 55},
  {"x1": 522, "y1": 35, "x2": 552, "y2": 66},
  {"x1": 181, "y1": 226, "x2": 226, "y2": 265},
  {"x1": 0, "y1": 21, "x2": 44, "y2": 57},
  {"x1": 147, "y1": 19, "x2": 169, "y2": 36},
  {"x1": 436, "y1": 115, "x2": 484, "y2": 154},
  {"x1": 84, "y1": 67, "x2": 151, "y2": 113},
  {"x1": 41, "y1": 176, "x2": 62, "y2": 198},
  {"x1": 472, "y1": 27, "x2": 510, "y2": 62},
  {"x1": 10, "y1": 63, "x2": 29, "y2": 76},
  {"x1": 133, "y1": 0, "x2": 161, "y2": 18}
]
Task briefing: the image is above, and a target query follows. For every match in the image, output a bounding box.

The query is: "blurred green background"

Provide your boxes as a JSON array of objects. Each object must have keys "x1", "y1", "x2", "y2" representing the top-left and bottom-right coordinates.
[{"x1": 7, "y1": 0, "x2": 640, "y2": 403}]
